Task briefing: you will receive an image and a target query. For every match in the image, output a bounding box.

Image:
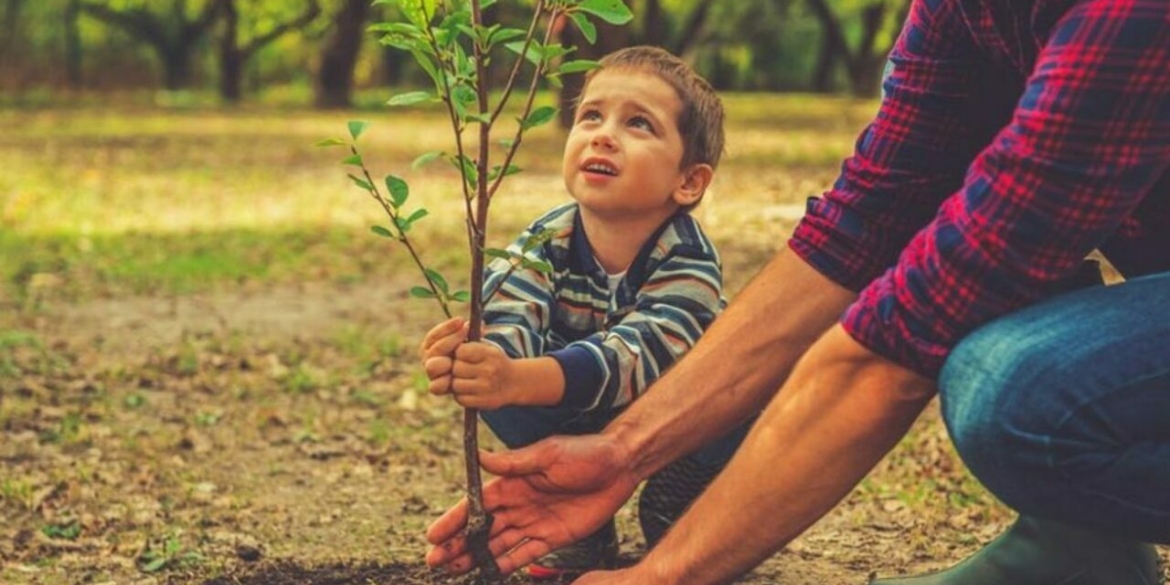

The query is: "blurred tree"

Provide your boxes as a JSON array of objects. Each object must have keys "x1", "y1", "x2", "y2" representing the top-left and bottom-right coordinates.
[
  {"x1": 78, "y1": 0, "x2": 226, "y2": 90},
  {"x1": 314, "y1": 0, "x2": 370, "y2": 108},
  {"x1": 804, "y1": 0, "x2": 908, "y2": 95},
  {"x1": 219, "y1": 0, "x2": 321, "y2": 102},
  {"x1": 65, "y1": 0, "x2": 83, "y2": 88}
]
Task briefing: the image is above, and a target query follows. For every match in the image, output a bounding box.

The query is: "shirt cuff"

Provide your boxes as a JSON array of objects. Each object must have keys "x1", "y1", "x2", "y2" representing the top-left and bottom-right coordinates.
[
  {"x1": 840, "y1": 275, "x2": 948, "y2": 378},
  {"x1": 548, "y1": 345, "x2": 605, "y2": 410}
]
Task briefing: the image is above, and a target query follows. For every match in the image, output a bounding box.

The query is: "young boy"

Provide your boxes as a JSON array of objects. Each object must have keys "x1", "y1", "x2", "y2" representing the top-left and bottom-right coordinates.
[{"x1": 418, "y1": 45, "x2": 746, "y2": 579}]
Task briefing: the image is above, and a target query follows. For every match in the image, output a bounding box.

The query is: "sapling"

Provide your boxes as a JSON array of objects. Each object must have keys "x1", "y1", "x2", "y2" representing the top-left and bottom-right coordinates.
[{"x1": 318, "y1": 0, "x2": 632, "y2": 579}]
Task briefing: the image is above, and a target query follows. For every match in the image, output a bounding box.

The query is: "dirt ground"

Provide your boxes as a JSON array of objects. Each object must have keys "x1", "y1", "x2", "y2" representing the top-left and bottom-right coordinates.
[{"x1": 3, "y1": 275, "x2": 1168, "y2": 585}]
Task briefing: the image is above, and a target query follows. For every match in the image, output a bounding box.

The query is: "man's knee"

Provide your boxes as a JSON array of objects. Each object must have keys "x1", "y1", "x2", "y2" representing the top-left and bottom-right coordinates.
[{"x1": 938, "y1": 319, "x2": 1057, "y2": 486}]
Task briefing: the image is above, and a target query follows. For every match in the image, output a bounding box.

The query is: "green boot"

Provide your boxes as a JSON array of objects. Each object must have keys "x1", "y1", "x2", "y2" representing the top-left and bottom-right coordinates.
[{"x1": 869, "y1": 516, "x2": 1162, "y2": 585}]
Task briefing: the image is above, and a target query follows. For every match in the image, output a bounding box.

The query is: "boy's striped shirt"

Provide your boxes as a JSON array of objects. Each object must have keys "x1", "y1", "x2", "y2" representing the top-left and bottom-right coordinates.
[{"x1": 483, "y1": 203, "x2": 725, "y2": 412}]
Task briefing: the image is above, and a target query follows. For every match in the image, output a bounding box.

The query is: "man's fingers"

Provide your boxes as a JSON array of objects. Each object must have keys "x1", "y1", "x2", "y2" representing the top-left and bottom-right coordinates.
[
  {"x1": 496, "y1": 537, "x2": 555, "y2": 575},
  {"x1": 480, "y1": 444, "x2": 549, "y2": 477},
  {"x1": 426, "y1": 497, "x2": 470, "y2": 546}
]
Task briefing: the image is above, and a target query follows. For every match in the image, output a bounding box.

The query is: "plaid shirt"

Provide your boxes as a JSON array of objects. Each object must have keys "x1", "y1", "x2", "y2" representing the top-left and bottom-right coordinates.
[
  {"x1": 791, "y1": 0, "x2": 1170, "y2": 377},
  {"x1": 483, "y1": 203, "x2": 725, "y2": 411}
]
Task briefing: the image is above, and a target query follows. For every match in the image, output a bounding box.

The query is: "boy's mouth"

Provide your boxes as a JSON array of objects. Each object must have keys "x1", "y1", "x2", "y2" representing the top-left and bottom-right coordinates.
[{"x1": 581, "y1": 158, "x2": 618, "y2": 177}]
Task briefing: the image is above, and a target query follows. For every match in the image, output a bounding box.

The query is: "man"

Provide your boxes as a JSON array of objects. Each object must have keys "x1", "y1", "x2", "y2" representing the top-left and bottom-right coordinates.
[{"x1": 426, "y1": 0, "x2": 1170, "y2": 583}]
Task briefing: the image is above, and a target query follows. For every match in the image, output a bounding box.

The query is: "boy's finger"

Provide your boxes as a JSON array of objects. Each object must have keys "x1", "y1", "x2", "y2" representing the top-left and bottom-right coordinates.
[
  {"x1": 428, "y1": 376, "x2": 454, "y2": 396},
  {"x1": 424, "y1": 356, "x2": 454, "y2": 379},
  {"x1": 420, "y1": 318, "x2": 465, "y2": 353}
]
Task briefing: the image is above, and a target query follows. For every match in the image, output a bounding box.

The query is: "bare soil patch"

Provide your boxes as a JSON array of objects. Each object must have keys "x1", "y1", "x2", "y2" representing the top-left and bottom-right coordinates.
[{"x1": 3, "y1": 277, "x2": 1166, "y2": 585}]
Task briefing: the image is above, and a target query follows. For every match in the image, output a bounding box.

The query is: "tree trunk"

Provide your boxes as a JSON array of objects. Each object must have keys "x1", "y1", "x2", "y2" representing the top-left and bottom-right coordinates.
[
  {"x1": 219, "y1": 0, "x2": 243, "y2": 101},
  {"x1": 78, "y1": 1, "x2": 223, "y2": 90},
  {"x1": 804, "y1": 0, "x2": 850, "y2": 93},
  {"x1": 64, "y1": 0, "x2": 82, "y2": 88},
  {"x1": 846, "y1": 2, "x2": 886, "y2": 96},
  {"x1": 315, "y1": 0, "x2": 369, "y2": 109}
]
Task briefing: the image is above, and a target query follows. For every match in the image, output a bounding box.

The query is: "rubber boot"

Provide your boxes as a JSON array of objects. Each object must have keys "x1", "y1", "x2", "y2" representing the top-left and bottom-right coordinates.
[{"x1": 869, "y1": 516, "x2": 1162, "y2": 585}]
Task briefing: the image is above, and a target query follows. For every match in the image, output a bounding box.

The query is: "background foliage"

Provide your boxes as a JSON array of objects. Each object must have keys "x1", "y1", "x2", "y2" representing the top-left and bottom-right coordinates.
[{"x1": 2, "y1": 0, "x2": 908, "y2": 105}]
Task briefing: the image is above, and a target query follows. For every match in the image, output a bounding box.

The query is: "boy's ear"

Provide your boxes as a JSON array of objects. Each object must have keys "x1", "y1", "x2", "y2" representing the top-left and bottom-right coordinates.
[{"x1": 672, "y1": 164, "x2": 714, "y2": 207}]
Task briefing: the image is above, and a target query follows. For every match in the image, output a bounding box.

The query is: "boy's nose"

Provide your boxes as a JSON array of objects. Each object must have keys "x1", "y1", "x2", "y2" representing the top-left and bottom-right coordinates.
[{"x1": 590, "y1": 129, "x2": 617, "y2": 150}]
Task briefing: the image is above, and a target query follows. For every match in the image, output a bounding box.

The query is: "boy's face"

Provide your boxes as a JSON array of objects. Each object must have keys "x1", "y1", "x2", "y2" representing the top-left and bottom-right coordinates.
[{"x1": 563, "y1": 68, "x2": 705, "y2": 223}]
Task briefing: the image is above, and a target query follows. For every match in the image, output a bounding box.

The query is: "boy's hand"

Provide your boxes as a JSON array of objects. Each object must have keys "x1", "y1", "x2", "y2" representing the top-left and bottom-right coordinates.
[
  {"x1": 419, "y1": 317, "x2": 469, "y2": 392},
  {"x1": 444, "y1": 341, "x2": 517, "y2": 410},
  {"x1": 419, "y1": 317, "x2": 518, "y2": 409}
]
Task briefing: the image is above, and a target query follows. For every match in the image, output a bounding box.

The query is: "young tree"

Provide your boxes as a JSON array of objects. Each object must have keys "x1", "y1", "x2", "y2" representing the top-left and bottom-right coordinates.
[{"x1": 320, "y1": 0, "x2": 632, "y2": 579}]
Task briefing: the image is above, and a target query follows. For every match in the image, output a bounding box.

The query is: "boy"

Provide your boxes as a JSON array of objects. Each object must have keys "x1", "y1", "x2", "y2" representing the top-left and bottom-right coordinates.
[{"x1": 419, "y1": 45, "x2": 745, "y2": 579}]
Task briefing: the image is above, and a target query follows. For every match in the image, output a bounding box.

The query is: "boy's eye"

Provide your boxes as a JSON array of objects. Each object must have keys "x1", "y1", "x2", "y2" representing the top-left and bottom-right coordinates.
[
  {"x1": 628, "y1": 116, "x2": 654, "y2": 132},
  {"x1": 578, "y1": 110, "x2": 601, "y2": 123}
]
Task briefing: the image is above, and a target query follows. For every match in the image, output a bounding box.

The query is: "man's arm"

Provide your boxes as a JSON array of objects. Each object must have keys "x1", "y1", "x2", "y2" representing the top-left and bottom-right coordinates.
[
  {"x1": 583, "y1": 327, "x2": 934, "y2": 585},
  {"x1": 608, "y1": 247, "x2": 855, "y2": 480}
]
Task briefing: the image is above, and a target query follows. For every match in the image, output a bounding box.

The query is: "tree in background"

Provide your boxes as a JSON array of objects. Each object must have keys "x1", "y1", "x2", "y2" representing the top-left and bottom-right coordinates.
[
  {"x1": 78, "y1": 0, "x2": 226, "y2": 90},
  {"x1": 314, "y1": 0, "x2": 370, "y2": 108},
  {"x1": 219, "y1": 0, "x2": 321, "y2": 102},
  {"x1": 804, "y1": 0, "x2": 908, "y2": 95}
]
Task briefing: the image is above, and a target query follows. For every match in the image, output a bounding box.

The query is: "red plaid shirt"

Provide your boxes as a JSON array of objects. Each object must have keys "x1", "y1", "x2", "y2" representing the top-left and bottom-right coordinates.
[{"x1": 790, "y1": 0, "x2": 1170, "y2": 377}]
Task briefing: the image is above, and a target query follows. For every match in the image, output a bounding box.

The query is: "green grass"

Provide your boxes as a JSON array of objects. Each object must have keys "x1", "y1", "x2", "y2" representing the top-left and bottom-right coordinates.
[{"x1": 0, "y1": 93, "x2": 877, "y2": 305}]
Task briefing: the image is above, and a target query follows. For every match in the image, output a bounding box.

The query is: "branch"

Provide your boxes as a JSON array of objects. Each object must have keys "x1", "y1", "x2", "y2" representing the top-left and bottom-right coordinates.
[
  {"x1": 487, "y1": 2, "x2": 557, "y2": 201},
  {"x1": 489, "y1": 1, "x2": 544, "y2": 124},
  {"x1": 670, "y1": 0, "x2": 716, "y2": 55},
  {"x1": 77, "y1": 2, "x2": 169, "y2": 52},
  {"x1": 241, "y1": 0, "x2": 321, "y2": 56}
]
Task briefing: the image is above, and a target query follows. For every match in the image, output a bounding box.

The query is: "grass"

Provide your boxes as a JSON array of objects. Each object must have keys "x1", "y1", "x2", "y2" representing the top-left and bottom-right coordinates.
[{"x1": 0, "y1": 93, "x2": 875, "y2": 306}]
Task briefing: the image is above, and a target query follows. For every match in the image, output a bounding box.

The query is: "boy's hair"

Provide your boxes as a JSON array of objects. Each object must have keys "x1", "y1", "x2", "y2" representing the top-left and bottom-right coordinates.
[{"x1": 584, "y1": 45, "x2": 725, "y2": 172}]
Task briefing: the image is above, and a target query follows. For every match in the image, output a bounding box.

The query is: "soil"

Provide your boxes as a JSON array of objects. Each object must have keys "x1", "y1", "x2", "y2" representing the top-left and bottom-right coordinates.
[{"x1": 2, "y1": 277, "x2": 1167, "y2": 585}]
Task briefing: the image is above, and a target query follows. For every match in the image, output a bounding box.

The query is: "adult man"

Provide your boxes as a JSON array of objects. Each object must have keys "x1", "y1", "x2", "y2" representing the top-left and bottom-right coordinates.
[{"x1": 426, "y1": 0, "x2": 1170, "y2": 583}]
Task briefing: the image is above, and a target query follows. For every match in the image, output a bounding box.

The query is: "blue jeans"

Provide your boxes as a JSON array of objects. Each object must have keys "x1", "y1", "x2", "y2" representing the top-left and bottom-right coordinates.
[
  {"x1": 939, "y1": 270, "x2": 1170, "y2": 544},
  {"x1": 482, "y1": 402, "x2": 749, "y2": 470}
]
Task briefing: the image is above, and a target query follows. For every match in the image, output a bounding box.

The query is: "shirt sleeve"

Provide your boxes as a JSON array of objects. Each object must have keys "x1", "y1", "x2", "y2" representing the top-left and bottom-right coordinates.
[
  {"x1": 790, "y1": 0, "x2": 1020, "y2": 291},
  {"x1": 480, "y1": 226, "x2": 556, "y2": 360},
  {"x1": 550, "y1": 246, "x2": 723, "y2": 412},
  {"x1": 844, "y1": 0, "x2": 1170, "y2": 376}
]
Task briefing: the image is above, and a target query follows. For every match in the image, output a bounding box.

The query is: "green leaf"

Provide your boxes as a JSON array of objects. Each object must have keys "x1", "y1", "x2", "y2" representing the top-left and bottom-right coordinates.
[
  {"x1": 342, "y1": 154, "x2": 362, "y2": 166},
  {"x1": 371, "y1": 225, "x2": 395, "y2": 238},
  {"x1": 466, "y1": 112, "x2": 492, "y2": 125},
  {"x1": 141, "y1": 557, "x2": 168, "y2": 573},
  {"x1": 497, "y1": 138, "x2": 515, "y2": 150},
  {"x1": 522, "y1": 227, "x2": 557, "y2": 252},
  {"x1": 450, "y1": 290, "x2": 471, "y2": 302},
  {"x1": 575, "y1": 0, "x2": 634, "y2": 25},
  {"x1": 488, "y1": 27, "x2": 526, "y2": 48},
  {"x1": 480, "y1": 0, "x2": 497, "y2": 8},
  {"x1": 348, "y1": 174, "x2": 373, "y2": 191},
  {"x1": 425, "y1": 268, "x2": 449, "y2": 294},
  {"x1": 410, "y1": 286, "x2": 439, "y2": 299},
  {"x1": 489, "y1": 164, "x2": 522, "y2": 181},
  {"x1": 385, "y1": 175, "x2": 409, "y2": 208},
  {"x1": 315, "y1": 138, "x2": 346, "y2": 147},
  {"x1": 406, "y1": 208, "x2": 429, "y2": 225},
  {"x1": 412, "y1": 150, "x2": 443, "y2": 169},
  {"x1": 504, "y1": 40, "x2": 542, "y2": 67},
  {"x1": 412, "y1": 50, "x2": 443, "y2": 91},
  {"x1": 522, "y1": 258, "x2": 554, "y2": 273},
  {"x1": 387, "y1": 91, "x2": 433, "y2": 107},
  {"x1": 521, "y1": 106, "x2": 557, "y2": 130},
  {"x1": 484, "y1": 247, "x2": 512, "y2": 260},
  {"x1": 401, "y1": 0, "x2": 438, "y2": 28},
  {"x1": 559, "y1": 59, "x2": 600, "y2": 75},
  {"x1": 567, "y1": 12, "x2": 597, "y2": 44},
  {"x1": 347, "y1": 120, "x2": 369, "y2": 140}
]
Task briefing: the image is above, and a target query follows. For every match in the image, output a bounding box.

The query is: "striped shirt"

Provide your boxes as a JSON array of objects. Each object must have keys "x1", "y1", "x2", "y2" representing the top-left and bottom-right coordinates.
[
  {"x1": 790, "y1": 0, "x2": 1170, "y2": 377},
  {"x1": 483, "y1": 203, "x2": 725, "y2": 412}
]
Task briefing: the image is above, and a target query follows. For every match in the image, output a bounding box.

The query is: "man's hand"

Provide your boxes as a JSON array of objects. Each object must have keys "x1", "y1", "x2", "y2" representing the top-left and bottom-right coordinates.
[{"x1": 426, "y1": 434, "x2": 641, "y2": 576}]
